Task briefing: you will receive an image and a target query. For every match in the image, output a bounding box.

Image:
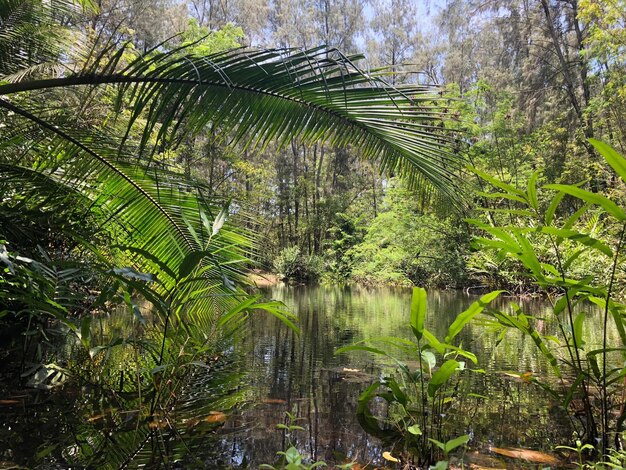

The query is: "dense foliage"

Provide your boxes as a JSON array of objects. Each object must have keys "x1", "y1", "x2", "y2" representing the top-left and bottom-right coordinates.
[
  {"x1": 0, "y1": 0, "x2": 457, "y2": 466},
  {"x1": 6, "y1": 0, "x2": 626, "y2": 468}
]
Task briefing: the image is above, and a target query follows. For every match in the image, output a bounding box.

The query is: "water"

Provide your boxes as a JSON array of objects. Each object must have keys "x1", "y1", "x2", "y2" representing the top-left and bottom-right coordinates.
[
  {"x1": 1, "y1": 284, "x2": 605, "y2": 468},
  {"x1": 214, "y1": 284, "x2": 579, "y2": 467}
]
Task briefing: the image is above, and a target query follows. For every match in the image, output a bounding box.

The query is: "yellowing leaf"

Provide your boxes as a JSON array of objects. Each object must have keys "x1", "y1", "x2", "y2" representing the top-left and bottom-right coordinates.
[
  {"x1": 382, "y1": 451, "x2": 399, "y2": 463},
  {"x1": 204, "y1": 411, "x2": 227, "y2": 423},
  {"x1": 489, "y1": 447, "x2": 560, "y2": 465}
]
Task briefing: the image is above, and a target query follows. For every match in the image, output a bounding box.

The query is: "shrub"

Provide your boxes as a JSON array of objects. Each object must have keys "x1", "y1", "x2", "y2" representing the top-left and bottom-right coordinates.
[
  {"x1": 347, "y1": 181, "x2": 469, "y2": 288},
  {"x1": 273, "y1": 246, "x2": 322, "y2": 283}
]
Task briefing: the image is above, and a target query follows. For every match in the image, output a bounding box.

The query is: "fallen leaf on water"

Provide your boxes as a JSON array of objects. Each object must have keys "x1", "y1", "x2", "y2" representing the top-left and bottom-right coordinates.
[
  {"x1": 87, "y1": 413, "x2": 107, "y2": 423},
  {"x1": 203, "y1": 411, "x2": 227, "y2": 423},
  {"x1": 467, "y1": 451, "x2": 506, "y2": 469},
  {"x1": 262, "y1": 398, "x2": 287, "y2": 404},
  {"x1": 382, "y1": 451, "x2": 399, "y2": 463},
  {"x1": 0, "y1": 461, "x2": 27, "y2": 470},
  {"x1": 489, "y1": 447, "x2": 560, "y2": 465},
  {"x1": 520, "y1": 371, "x2": 533, "y2": 383},
  {"x1": 499, "y1": 371, "x2": 534, "y2": 384}
]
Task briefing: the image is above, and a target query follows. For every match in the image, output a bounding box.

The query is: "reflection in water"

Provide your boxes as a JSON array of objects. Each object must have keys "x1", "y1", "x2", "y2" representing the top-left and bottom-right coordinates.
[
  {"x1": 214, "y1": 285, "x2": 598, "y2": 468},
  {"x1": 1, "y1": 285, "x2": 610, "y2": 468}
]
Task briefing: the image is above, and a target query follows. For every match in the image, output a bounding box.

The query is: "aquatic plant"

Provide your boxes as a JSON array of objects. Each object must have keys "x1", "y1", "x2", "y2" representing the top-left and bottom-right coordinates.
[
  {"x1": 470, "y1": 139, "x2": 626, "y2": 457},
  {"x1": 336, "y1": 287, "x2": 501, "y2": 467},
  {"x1": 260, "y1": 409, "x2": 356, "y2": 470}
]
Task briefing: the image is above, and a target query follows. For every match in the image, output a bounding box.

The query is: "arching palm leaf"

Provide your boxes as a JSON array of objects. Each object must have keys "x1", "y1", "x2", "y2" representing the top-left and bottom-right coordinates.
[
  {"x1": 1, "y1": 47, "x2": 460, "y2": 195},
  {"x1": 0, "y1": 0, "x2": 462, "y2": 329}
]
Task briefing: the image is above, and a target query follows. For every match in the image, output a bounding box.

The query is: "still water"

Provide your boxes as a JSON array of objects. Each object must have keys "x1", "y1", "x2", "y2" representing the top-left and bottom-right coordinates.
[
  {"x1": 1, "y1": 284, "x2": 595, "y2": 468},
  {"x1": 212, "y1": 284, "x2": 576, "y2": 468}
]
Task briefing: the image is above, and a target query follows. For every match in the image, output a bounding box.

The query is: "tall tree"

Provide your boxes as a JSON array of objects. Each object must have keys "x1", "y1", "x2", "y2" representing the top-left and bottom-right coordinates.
[
  {"x1": 368, "y1": 0, "x2": 420, "y2": 84},
  {"x1": 1, "y1": 1, "x2": 461, "y2": 314}
]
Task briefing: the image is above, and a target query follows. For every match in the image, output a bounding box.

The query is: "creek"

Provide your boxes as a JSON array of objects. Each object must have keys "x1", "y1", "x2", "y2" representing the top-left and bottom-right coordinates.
[
  {"x1": 213, "y1": 284, "x2": 578, "y2": 468},
  {"x1": 1, "y1": 284, "x2": 604, "y2": 468}
]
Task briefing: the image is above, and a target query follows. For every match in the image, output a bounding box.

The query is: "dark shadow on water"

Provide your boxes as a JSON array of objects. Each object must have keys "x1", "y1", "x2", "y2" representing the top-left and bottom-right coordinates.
[
  {"x1": 214, "y1": 285, "x2": 579, "y2": 468},
  {"x1": 1, "y1": 285, "x2": 594, "y2": 468}
]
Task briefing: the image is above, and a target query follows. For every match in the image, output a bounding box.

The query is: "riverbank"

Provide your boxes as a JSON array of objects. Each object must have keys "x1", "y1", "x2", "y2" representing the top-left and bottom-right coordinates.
[{"x1": 248, "y1": 270, "x2": 283, "y2": 287}]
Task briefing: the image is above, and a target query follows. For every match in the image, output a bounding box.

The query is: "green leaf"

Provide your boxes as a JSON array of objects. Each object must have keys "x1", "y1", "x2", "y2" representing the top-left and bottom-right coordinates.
[
  {"x1": 553, "y1": 294, "x2": 570, "y2": 315},
  {"x1": 573, "y1": 311, "x2": 585, "y2": 348},
  {"x1": 385, "y1": 377, "x2": 408, "y2": 406},
  {"x1": 445, "y1": 290, "x2": 503, "y2": 343},
  {"x1": 545, "y1": 191, "x2": 565, "y2": 226},
  {"x1": 563, "y1": 203, "x2": 591, "y2": 230},
  {"x1": 178, "y1": 251, "x2": 207, "y2": 279},
  {"x1": 284, "y1": 446, "x2": 302, "y2": 465},
  {"x1": 527, "y1": 171, "x2": 539, "y2": 210},
  {"x1": 35, "y1": 443, "x2": 58, "y2": 460},
  {"x1": 443, "y1": 344, "x2": 478, "y2": 365},
  {"x1": 217, "y1": 295, "x2": 258, "y2": 328},
  {"x1": 545, "y1": 184, "x2": 626, "y2": 221},
  {"x1": 428, "y1": 438, "x2": 446, "y2": 452},
  {"x1": 476, "y1": 207, "x2": 535, "y2": 217},
  {"x1": 469, "y1": 167, "x2": 526, "y2": 197},
  {"x1": 562, "y1": 249, "x2": 587, "y2": 271},
  {"x1": 428, "y1": 359, "x2": 460, "y2": 397},
  {"x1": 355, "y1": 382, "x2": 397, "y2": 440},
  {"x1": 563, "y1": 373, "x2": 585, "y2": 408},
  {"x1": 112, "y1": 245, "x2": 177, "y2": 280},
  {"x1": 430, "y1": 461, "x2": 449, "y2": 470},
  {"x1": 475, "y1": 190, "x2": 527, "y2": 204},
  {"x1": 492, "y1": 311, "x2": 561, "y2": 377},
  {"x1": 539, "y1": 227, "x2": 612, "y2": 257},
  {"x1": 588, "y1": 355, "x2": 602, "y2": 380},
  {"x1": 212, "y1": 203, "x2": 229, "y2": 237},
  {"x1": 123, "y1": 291, "x2": 146, "y2": 325},
  {"x1": 422, "y1": 328, "x2": 445, "y2": 354},
  {"x1": 421, "y1": 350, "x2": 436, "y2": 370},
  {"x1": 407, "y1": 424, "x2": 422, "y2": 435},
  {"x1": 253, "y1": 302, "x2": 300, "y2": 335},
  {"x1": 512, "y1": 230, "x2": 543, "y2": 277},
  {"x1": 444, "y1": 434, "x2": 471, "y2": 454},
  {"x1": 411, "y1": 287, "x2": 427, "y2": 341},
  {"x1": 79, "y1": 316, "x2": 92, "y2": 349},
  {"x1": 590, "y1": 139, "x2": 626, "y2": 185}
]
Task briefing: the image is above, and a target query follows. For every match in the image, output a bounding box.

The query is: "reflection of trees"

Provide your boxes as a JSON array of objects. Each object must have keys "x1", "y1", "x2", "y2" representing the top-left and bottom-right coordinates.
[
  {"x1": 1, "y1": 337, "x2": 249, "y2": 469},
  {"x1": 217, "y1": 285, "x2": 613, "y2": 466},
  {"x1": 229, "y1": 284, "x2": 384, "y2": 465}
]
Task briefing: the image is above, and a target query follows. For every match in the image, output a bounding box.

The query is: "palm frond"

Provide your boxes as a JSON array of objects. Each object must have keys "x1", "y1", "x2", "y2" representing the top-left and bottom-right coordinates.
[
  {"x1": 0, "y1": 0, "x2": 82, "y2": 77},
  {"x1": 0, "y1": 46, "x2": 462, "y2": 200},
  {"x1": 0, "y1": 116, "x2": 250, "y2": 328}
]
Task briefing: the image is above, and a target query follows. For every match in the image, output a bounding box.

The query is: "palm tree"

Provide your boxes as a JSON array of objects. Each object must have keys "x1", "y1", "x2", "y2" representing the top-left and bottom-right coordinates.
[
  {"x1": 0, "y1": 0, "x2": 461, "y2": 328},
  {"x1": 0, "y1": 1, "x2": 463, "y2": 466}
]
